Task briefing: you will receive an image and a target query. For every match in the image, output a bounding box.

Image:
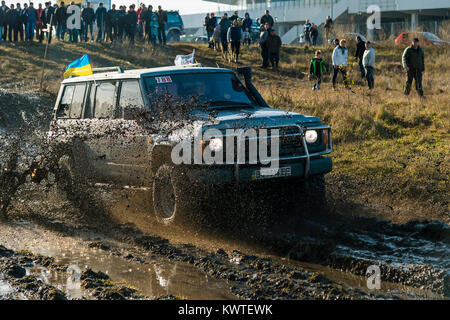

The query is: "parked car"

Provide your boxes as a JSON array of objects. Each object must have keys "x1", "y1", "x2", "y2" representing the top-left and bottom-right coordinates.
[
  {"x1": 395, "y1": 32, "x2": 449, "y2": 46},
  {"x1": 49, "y1": 65, "x2": 333, "y2": 225},
  {"x1": 165, "y1": 11, "x2": 185, "y2": 42}
]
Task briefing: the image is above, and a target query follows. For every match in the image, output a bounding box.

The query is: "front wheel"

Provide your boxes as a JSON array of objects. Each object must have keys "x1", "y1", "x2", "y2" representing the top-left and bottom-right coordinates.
[{"x1": 152, "y1": 164, "x2": 200, "y2": 225}]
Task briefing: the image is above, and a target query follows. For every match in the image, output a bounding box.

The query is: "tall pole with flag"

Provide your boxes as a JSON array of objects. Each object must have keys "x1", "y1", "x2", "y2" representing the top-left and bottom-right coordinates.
[{"x1": 39, "y1": 14, "x2": 53, "y2": 91}]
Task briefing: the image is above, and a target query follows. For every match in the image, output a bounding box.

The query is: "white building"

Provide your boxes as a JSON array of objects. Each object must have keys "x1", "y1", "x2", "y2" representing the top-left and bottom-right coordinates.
[{"x1": 182, "y1": 0, "x2": 450, "y2": 43}]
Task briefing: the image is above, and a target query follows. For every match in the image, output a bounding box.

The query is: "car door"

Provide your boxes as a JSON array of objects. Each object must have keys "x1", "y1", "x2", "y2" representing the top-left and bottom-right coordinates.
[
  {"x1": 54, "y1": 82, "x2": 89, "y2": 168},
  {"x1": 107, "y1": 79, "x2": 152, "y2": 186},
  {"x1": 79, "y1": 80, "x2": 120, "y2": 183}
]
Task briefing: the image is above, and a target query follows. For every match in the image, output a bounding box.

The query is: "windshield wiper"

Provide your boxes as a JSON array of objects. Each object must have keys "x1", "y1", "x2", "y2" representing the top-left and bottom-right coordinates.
[{"x1": 206, "y1": 100, "x2": 255, "y2": 108}]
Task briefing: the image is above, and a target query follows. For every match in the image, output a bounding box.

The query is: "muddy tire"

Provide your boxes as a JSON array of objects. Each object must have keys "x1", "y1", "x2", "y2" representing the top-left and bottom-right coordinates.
[
  {"x1": 55, "y1": 155, "x2": 86, "y2": 200},
  {"x1": 152, "y1": 164, "x2": 197, "y2": 226}
]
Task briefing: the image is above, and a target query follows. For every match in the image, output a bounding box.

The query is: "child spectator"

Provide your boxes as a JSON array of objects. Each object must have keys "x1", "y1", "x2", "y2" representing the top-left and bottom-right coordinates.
[{"x1": 309, "y1": 50, "x2": 327, "y2": 91}]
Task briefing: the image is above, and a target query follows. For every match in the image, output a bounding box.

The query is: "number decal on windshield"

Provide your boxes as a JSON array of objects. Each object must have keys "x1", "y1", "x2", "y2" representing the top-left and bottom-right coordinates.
[{"x1": 155, "y1": 76, "x2": 172, "y2": 84}]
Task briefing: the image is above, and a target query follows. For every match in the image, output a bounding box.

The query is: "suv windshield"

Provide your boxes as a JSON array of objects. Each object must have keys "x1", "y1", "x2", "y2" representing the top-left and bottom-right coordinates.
[{"x1": 144, "y1": 72, "x2": 258, "y2": 108}]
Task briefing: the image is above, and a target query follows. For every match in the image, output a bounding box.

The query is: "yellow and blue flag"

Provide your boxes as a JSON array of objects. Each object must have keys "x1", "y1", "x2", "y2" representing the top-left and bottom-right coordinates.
[{"x1": 64, "y1": 54, "x2": 93, "y2": 78}]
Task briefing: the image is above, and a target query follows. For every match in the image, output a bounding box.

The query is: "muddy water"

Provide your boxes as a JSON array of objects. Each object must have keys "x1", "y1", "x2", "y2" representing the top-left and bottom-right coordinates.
[
  {"x1": 0, "y1": 220, "x2": 236, "y2": 300},
  {"x1": 98, "y1": 186, "x2": 447, "y2": 299}
]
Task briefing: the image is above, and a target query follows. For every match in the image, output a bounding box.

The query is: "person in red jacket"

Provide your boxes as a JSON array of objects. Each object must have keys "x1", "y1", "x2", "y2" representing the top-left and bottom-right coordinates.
[
  {"x1": 137, "y1": 3, "x2": 145, "y2": 40},
  {"x1": 35, "y1": 2, "x2": 43, "y2": 41}
]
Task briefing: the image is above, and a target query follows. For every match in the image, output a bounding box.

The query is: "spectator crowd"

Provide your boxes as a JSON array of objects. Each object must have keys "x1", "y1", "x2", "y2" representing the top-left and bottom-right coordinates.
[
  {"x1": 0, "y1": 1, "x2": 171, "y2": 45},
  {"x1": 0, "y1": 2, "x2": 427, "y2": 96}
]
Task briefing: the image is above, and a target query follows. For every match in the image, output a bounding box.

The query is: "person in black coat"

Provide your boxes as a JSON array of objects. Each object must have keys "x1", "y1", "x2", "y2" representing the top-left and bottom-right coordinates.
[
  {"x1": 140, "y1": 5, "x2": 153, "y2": 43},
  {"x1": 55, "y1": 2, "x2": 67, "y2": 41},
  {"x1": 117, "y1": 5, "x2": 126, "y2": 42},
  {"x1": 81, "y1": 2, "x2": 94, "y2": 41},
  {"x1": 40, "y1": 2, "x2": 54, "y2": 43},
  {"x1": 6, "y1": 4, "x2": 19, "y2": 41},
  {"x1": 125, "y1": 5, "x2": 137, "y2": 45},
  {"x1": 0, "y1": 1, "x2": 9, "y2": 41},
  {"x1": 95, "y1": 2, "x2": 107, "y2": 42},
  {"x1": 355, "y1": 36, "x2": 366, "y2": 78},
  {"x1": 260, "y1": 10, "x2": 273, "y2": 28},
  {"x1": 16, "y1": 3, "x2": 25, "y2": 41},
  {"x1": 106, "y1": 4, "x2": 119, "y2": 43},
  {"x1": 156, "y1": 5, "x2": 167, "y2": 45}
]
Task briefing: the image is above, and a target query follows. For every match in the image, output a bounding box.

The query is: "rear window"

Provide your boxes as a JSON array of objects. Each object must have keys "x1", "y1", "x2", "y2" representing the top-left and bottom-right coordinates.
[
  {"x1": 167, "y1": 13, "x2": 181, "y2": 24},
  {"x1": 57, "y1": 83, "x2": 86, "y2": 119}
]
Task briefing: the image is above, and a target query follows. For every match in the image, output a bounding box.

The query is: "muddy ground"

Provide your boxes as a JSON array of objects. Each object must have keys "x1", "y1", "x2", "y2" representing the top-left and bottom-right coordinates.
[{"x1": 0, "y1": 88, "x2": 448, "y2": 300}]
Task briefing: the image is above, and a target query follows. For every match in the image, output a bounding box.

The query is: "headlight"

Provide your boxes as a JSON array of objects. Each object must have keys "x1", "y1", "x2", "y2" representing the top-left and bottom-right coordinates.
[
  {"x1": 208, "y1": 138, "x2": 223, "y2": 152},
  {"x1": 305, "y1": 130, "x2": 318, "y2": 144}
]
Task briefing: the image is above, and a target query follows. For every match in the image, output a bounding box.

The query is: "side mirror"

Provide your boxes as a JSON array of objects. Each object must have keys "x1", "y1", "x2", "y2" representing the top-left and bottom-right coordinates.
[{"x1": 237, "y1": 66, "x2": 252, "y2": 81}]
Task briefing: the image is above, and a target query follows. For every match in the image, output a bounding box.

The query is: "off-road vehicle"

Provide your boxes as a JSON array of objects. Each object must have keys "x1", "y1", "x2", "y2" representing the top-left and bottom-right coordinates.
[{"x1": 49, "y1": 64, "x2": 333, "y2": 225}]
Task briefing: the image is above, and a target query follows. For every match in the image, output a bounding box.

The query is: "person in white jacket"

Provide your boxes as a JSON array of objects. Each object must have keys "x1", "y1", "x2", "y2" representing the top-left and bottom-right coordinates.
[
  {"x1": 332, "y1": 39, "x2": 349, "y2": 90},
  {"x1": 362, "y1": 41, "x2": 376, "y2": 89}
]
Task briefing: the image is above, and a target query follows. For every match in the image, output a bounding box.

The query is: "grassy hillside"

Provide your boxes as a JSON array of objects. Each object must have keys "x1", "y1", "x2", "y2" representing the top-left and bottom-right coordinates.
[{"x1": 0, "y1": 39, "x2": 448, "y2": 223}]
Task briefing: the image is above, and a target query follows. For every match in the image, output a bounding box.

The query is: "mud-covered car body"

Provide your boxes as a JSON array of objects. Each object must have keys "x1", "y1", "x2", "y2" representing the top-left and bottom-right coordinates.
[{"x1": 49, "y1": 65, "x2": 332, "y2": 189}]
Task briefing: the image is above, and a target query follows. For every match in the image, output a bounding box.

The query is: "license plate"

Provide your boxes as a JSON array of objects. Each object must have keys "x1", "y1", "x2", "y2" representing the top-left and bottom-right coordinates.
[{"x1": 252, "y1": 166, "x2": 292, "y2": 180}]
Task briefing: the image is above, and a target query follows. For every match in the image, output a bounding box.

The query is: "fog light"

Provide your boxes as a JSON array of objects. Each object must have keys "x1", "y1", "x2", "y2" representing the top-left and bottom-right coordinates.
[
  {"x1": 208, "y1": 138, "x2": 223, "y2": 152},
  {"x1": 305, "y1": 130, "x2": 318, "y2": 144}
]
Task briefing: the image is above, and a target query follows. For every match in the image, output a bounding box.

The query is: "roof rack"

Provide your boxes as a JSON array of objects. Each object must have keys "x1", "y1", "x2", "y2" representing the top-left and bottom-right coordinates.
[{"x1": 92, "y1": 66, "x2": 124, "y2": 74}]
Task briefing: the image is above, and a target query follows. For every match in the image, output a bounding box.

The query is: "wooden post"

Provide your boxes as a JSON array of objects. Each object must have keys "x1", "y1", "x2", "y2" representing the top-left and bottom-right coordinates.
[{"x1": 39, "y1": 14, "x2": 53, "y2": 91}]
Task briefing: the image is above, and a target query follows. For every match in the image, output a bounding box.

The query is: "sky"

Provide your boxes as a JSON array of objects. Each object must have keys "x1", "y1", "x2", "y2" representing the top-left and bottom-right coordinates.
[{"x1": 2, "y1": 0, "x2": 237, "y2": 15}]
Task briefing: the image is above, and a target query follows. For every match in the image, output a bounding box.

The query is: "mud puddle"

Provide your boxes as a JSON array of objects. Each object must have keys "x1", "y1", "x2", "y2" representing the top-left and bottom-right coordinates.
[{"x1": 0, "y1": 220, "x2": 236, "y2": 300}]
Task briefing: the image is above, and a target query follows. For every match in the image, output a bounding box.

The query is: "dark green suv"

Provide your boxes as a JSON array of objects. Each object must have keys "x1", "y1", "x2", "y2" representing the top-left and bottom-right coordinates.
[{"x1": 166, "y1": 11, "x2": 184, "y2": 42}]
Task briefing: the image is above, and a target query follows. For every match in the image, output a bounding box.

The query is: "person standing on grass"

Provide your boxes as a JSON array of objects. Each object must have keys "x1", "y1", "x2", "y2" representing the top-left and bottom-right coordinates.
[
  {"x1": 95, "y1": 2, "x2": 107, "y2": 42},
  {"x1": 25, "y1": 2, "x2": 37, "y2": 41},
  {"x1": 137, "y1": 3, "x2": 145, "y2": 41},
  {"x1": 219, "y1": 12, "x2": 231, "y2": 54},
  {"x1": 260, "y1": 10, "x2": 273, "y2": 28},
  {"x1": 227, "y1": 19, "x2": 243, "y2": 63},
  {"x1": 157, "y1": 5, "x2": 167, "y2": 45},
  {"x1": 149, "y1": 13, "x2": 158, "y2": 46},
  {"x1": 303, "y1": 19, "x2": 311, "y2": 46},
  {"x1": 309, "y1": 50, "x2": 327, "y2": 91},
  {"x1": 16, "y1": 3, "x2": 24, "y2": 41},
  {"x1": 355, "y1": 36, "x2": 366, "y2": 78},
  {"x1": 310, "y1": 23, "x2": 318, "y2": 46},
  {"x1": 266, "y1": 28, "x2": 281, "y2": 70},
  {"x1": 242, "y1": 12, "x2": 252, "y2": 45},
  {"x1": 6, "y1": 4, "x2": 18, "y2": 42},
  {"x1": 125, "y1": 5, "x2": 137, "y2": 45},
  {"x1": 402, "y1": 37, "x2": 425, "y2": 97},
  {"x1": 35, "y1": 3, "x2": 42, "y2": 41},
  {"x1": 55, "y1": 2, "x2": 67, "y2": 41},
  {"x1": 259, "y1": 22, "x2": 269, "y2": 68},
  {"x1": 117, "y1": 5, "x2": 126, "y2": 42},
  {"x1": 362, "y1": 41, "x2": 375, "y2": 90},
  {"x1": 206, "y1": 12, "x2": 216, "y2": 49},
  {"x1": 81, "y1": 2, "x2": 94, "y2": 42},
  {"x1": 0, "y1": 1, "x2": 9, "y2": 42},
  {"x1": 106, "y1": 4, "x2": 119, "y2": 44},
  {"x1": 332, "y1": 39, "x2": 350, "y2": 90},
  {"x1": 324, "y1": 15, "x2": 333, "y2": 44}
]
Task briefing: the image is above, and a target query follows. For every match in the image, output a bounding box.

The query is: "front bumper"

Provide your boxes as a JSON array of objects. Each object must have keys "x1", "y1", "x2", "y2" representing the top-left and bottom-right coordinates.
[{"x1": 185, "y1": 156, "x2": 332, "y2": 185}]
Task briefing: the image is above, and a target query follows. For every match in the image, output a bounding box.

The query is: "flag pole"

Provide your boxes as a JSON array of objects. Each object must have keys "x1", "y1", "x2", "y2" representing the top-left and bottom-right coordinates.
[{"x1": 39, "y1": 14, "x2": 53, "y2": 91}]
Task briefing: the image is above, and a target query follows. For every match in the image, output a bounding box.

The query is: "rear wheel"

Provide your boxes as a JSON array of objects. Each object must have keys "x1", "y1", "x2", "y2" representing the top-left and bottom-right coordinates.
[{"x1": 167, "y1": 31, "x2": 180, "y2": 43}]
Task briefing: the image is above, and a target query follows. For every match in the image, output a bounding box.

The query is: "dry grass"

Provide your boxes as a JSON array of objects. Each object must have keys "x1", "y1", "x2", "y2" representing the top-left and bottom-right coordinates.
[{"x1": 0, "y1": 37, "x2": 448, "y2": 220}]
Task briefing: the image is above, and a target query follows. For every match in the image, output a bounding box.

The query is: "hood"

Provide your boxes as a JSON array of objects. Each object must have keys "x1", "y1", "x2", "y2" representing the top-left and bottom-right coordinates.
[{"x1": 192, "y1": 106, "x2": 322, "y2": 130}]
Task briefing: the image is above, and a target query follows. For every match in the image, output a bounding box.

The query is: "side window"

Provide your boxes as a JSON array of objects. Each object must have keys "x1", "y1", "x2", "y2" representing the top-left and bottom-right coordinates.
[
  {"x1": 93, "y1": 81, "x2": 116, "y2": 119},
  {"x1": 57, "y1": 86, "x2": 74, "y2": 118},
  {"x1": 57, "y1": 84, "x2": 86, "y2": 119},
  {"x1": 119, "y1": 80, "x2": 145, "y2": 114},
  {"x1": 69, "y1": 83, "x2": 86, "y2": 118}
]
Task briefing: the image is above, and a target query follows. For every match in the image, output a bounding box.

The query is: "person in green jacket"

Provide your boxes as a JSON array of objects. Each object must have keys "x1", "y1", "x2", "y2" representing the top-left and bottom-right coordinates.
[
  {"x1": 309, "y1": 50, "x2": 327, "y2": 91},
  {"x1": 402, "y1": 37, "x2": 425, "y2": 97}
]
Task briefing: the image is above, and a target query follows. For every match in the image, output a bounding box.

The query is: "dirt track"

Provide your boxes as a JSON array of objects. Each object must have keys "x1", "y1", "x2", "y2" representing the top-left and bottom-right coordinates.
[{"x1": 0, "y1": 88, "x2": 448, "y2": 300}]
